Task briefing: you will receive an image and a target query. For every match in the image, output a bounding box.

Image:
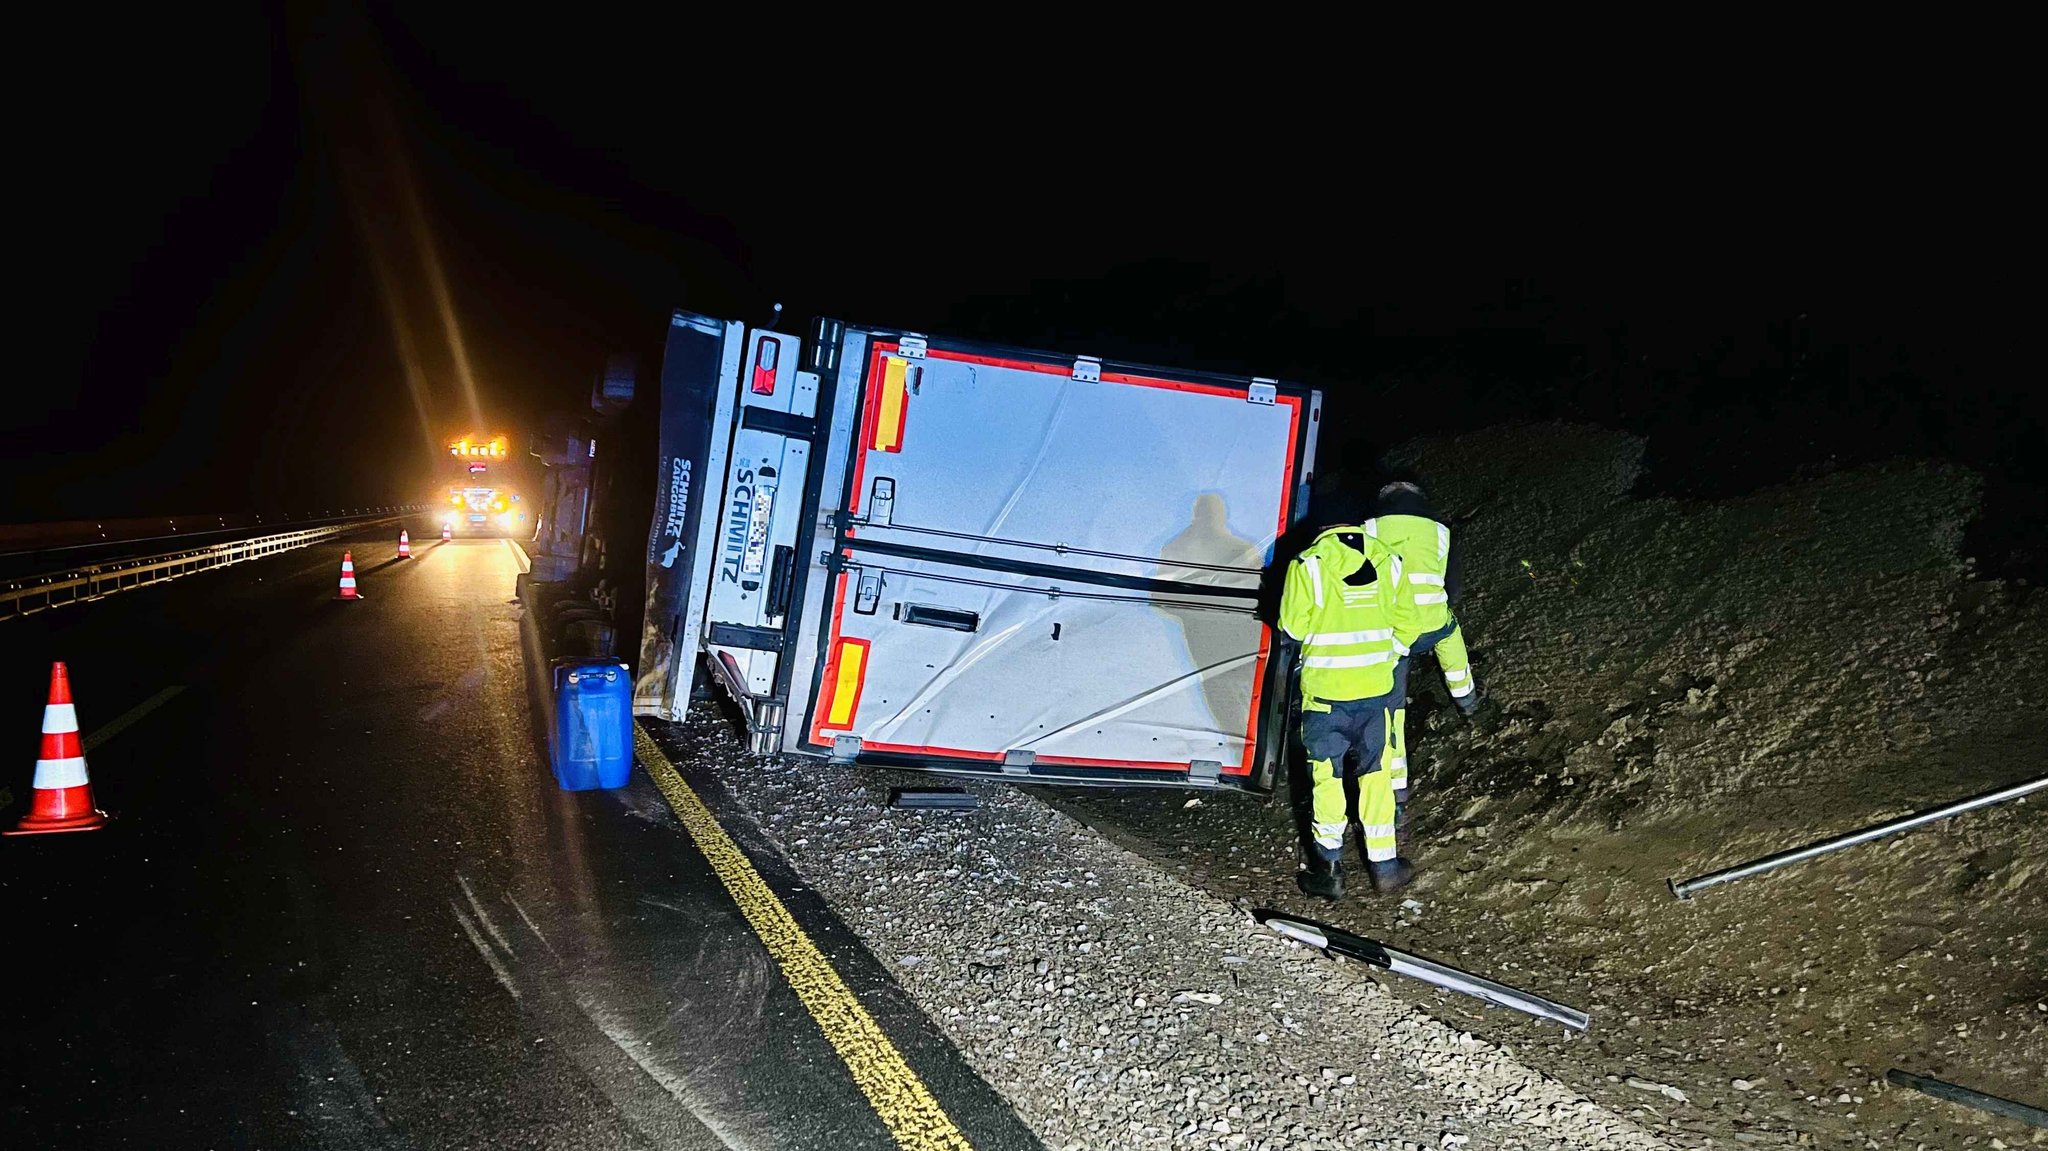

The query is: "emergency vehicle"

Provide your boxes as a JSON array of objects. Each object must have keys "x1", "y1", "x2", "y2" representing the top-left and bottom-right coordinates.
[{"x1": 443, "y1": 434, "x2": 527, "y2": 537}]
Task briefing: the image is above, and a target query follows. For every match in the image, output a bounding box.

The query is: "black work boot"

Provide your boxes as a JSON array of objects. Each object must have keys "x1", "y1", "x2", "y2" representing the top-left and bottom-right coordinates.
[
  {"x1": 1297, "y1": 857, "x2": 1344, "y2": 901},
  {"x1": 1454, "y1": 685, "x2": 1484, "y2": 718},
  {"x1": 1368, "y1": 857, "x2": 1416, "y2": 893}
]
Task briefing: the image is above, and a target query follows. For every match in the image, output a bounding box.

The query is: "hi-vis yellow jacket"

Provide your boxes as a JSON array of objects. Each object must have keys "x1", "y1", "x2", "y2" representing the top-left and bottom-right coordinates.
[
  {"x1": 1279, "y1": 527, "x2": 1398, "y2": 702},
  {"x1": 1364, "y1": 513, "x2": 1452, "y2": 651}
]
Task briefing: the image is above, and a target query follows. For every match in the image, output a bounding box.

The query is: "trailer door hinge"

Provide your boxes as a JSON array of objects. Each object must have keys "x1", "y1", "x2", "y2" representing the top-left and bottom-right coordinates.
[
  {"x1": 896, "y1": 334, "x2": 928, "y2": 359},
  {"x1": 1187, "y1": 759, "x2": 1222, "y2": 783},
  {"x1": 1247, "y1": 379, "x2": 1277, "y2": 406},
  {"x1": 1072, "y1": 357, "x2": 1102, "y2": 383},
  {"x1": 830, "y1": 734, "x2": 863, "y2": 762},
  {"x1": 1002, "y1": 749, "x2": 1036, "y2": 775}
]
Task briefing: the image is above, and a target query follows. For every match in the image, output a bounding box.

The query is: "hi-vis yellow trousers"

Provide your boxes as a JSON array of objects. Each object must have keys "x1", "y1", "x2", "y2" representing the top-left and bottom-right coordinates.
[{"x1": 1301, "y1": 695, "x2": 1397, "y2": 863}]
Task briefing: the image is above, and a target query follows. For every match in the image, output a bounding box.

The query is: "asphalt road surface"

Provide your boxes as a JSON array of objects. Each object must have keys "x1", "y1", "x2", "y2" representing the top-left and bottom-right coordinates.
[{"x1": 0, "y1": 527, "x2": 1037, "y2": 1150}]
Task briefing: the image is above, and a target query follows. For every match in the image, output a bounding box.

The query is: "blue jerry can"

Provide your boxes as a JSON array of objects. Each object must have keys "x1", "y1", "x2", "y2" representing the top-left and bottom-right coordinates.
[{"x1": 551, "y1": 660, "x2": 633, "y2": 790}]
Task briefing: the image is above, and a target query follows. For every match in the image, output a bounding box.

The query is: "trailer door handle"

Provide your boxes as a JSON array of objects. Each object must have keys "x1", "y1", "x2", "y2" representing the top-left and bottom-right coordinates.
[
  {"x1": 899, "y1": 604, "x2": 979, "y2": 633},
  {"x1": 765, "y1": 545, "x2": 796, "y2": 619}
]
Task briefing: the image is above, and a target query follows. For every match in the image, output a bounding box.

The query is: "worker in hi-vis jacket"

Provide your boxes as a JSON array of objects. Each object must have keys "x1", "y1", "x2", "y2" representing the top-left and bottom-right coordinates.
[
  {"x1": 1367, "y1": 479, "x2": 1481, "y2": 839},
  {"x1": 1278, "y1": 524, "x2": 1415, "y2": 898}
]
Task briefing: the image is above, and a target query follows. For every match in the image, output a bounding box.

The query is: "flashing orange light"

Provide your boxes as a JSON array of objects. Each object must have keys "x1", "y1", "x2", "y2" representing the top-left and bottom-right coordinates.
[
  {"x1": 450, "y1": 494, "x2": 465, "y2": 506},
  {"x1": 448, "y1": 435, "x2": 509, "y2": 458}
]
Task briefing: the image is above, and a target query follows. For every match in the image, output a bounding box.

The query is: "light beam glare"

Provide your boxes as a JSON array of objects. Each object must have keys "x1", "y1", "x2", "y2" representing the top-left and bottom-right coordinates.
[
  {"x1": 349, "y1": 196, "x2": 440, "y2": 463},
  {"x1": 375, "y1": 99, "x2": 486, "y2": 433}
]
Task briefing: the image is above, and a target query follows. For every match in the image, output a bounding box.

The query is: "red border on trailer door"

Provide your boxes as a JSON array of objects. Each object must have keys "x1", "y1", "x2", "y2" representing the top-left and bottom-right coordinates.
[{"x1": 816, "y1": 342, "x2": 1303, "y2": 777}]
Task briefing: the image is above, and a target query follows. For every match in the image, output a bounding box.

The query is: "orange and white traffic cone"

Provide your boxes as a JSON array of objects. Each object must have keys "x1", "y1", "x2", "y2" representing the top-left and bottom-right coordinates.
[
  {"x1": 440, "y1": 523, "x2": 452, "y2": 542},
  {"x1": 335, "y1": 551, "x2": 363, "y2": 601},
  {"x1": 397, "y1": 530, "x2": 412, "y2": 559},
  {"x1": 6, "y1": 662, "x2": 109, "y2": 835}
]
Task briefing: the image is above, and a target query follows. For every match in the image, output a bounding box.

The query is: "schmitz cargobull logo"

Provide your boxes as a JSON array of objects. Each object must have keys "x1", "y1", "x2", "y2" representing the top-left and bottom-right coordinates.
[
  {"x1": 719, "y1": 464, "x2": 754, "y2": 584},
  {"x1": 658, "y1": 457, "x2": 692, "y2": 568}
]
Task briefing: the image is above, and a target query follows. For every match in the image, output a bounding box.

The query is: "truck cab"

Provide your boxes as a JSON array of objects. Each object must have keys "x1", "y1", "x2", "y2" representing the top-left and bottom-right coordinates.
[{"x1": 443, "y1": 435, "x2": 527, "y2": 536}]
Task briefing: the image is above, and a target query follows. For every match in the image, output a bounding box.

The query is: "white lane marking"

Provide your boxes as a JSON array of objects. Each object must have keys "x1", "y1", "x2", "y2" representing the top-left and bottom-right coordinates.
[
  {"x1": 570, "y1": 990, "x2": 755, "y2": 1151},
  {"x1": 504, "y1": 538, "x2": 532, "y2": 573},
  {"x1": 506, "y1": 894, "x2": 558, "y2": 957},
  {"x1": 454, "y1": 878, "x2": 744, "y2": 1149},
  {"x1": 450, "y1": 901, "x2": 520, "y2": 1001},
  {"x1": 457, "y1": 874, "x2": 515, "y2": 955},
  {"x1": 83, "y1": 685, "x2": 186, "y2": 754}
]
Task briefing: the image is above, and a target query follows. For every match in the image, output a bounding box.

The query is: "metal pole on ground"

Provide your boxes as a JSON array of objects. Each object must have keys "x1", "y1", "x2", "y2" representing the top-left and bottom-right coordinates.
[
  {"x1": 1255, "y1": 910, "x2": 1590, "y2": 1031},
  {"x1": 1886, "y1": 1069, "x2": 2047, "y2": 1128},
  {"x1": 1669, "y1": 776, "x2": 2046, "y2": 900}
]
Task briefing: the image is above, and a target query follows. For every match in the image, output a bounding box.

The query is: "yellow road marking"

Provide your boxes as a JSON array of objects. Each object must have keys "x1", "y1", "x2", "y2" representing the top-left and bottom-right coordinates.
[{"x1": 634, "y1": 727, "x2": 973, "y2": 1151}]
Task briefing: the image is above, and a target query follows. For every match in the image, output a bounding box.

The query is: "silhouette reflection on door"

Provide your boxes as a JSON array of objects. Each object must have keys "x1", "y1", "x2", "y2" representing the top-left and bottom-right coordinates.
[{"x1": 1155, "y1": 492, "x2": 1264, "y2": 746}]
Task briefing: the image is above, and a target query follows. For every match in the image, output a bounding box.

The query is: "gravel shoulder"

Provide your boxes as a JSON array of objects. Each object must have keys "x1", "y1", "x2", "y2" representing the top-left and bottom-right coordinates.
[{"x1": 654, "y1": 713, "x2": 1671, "y2": 1151}]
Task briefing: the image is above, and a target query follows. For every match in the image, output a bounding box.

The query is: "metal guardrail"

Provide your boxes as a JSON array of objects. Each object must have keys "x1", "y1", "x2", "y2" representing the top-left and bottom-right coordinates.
[
  {"x1": 0, "y1": 510, "x2": 422, "y2": 621},
  {"x1": 0, "y1": 506, "x2": 409, "y2": 557}
]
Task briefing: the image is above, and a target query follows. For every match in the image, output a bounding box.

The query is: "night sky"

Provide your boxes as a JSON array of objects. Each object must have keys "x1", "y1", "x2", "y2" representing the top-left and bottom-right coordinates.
[{"x1": 9, "y1": 7, "x2": 2039, "y2": 572}]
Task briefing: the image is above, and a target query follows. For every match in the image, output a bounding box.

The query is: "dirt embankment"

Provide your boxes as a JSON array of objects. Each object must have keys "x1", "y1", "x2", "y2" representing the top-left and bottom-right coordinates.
[{"x1": 1053, "y1": 423, "x2": 2047, "y2": 1150}]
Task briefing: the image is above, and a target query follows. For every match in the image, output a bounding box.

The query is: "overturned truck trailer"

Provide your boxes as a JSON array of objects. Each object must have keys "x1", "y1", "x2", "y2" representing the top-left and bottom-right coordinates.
[{"x1": 635, "y1": 310, "x2": 1321, "y2": 793}]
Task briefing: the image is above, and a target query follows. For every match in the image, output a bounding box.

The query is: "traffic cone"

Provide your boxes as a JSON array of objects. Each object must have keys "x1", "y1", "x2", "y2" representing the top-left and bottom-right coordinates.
[
  {"x1": 6, "y1": 662, "x2": 109, "y2": 835},
  {"x1": 335, "y1": 551, "x2": 363, "y2": 601},
  {"x1": 441, "y1": 524, "x2": 452, "y2": 542},
  {"x1": 397, "y1": 530, "x2": 412, "y2": 559}
]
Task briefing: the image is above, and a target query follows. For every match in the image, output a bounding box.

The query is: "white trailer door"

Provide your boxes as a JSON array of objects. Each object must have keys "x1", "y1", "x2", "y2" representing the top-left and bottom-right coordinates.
[{"x1": 786, "y1": 332, "x2": 1318, "y2": 792}]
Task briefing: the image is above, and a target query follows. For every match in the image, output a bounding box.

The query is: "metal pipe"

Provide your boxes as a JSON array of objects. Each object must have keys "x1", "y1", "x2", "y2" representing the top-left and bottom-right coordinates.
[
  {"x1": 1381, "y1": 945, "x2": 1592, "y2": 1032},
  {"x1": 1670, "y1": 776, "x2": 2047, "y2": 899},
  {"x1": 864, "y1": 520, "x2": 1260, "y2": 574},
  {"x1": 1256, "y1": 910, "x2": 1590, "y2": 1030},
  {"x1": 1886, "y1": 1069, "x2": 2046, "y2": 1128}
]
